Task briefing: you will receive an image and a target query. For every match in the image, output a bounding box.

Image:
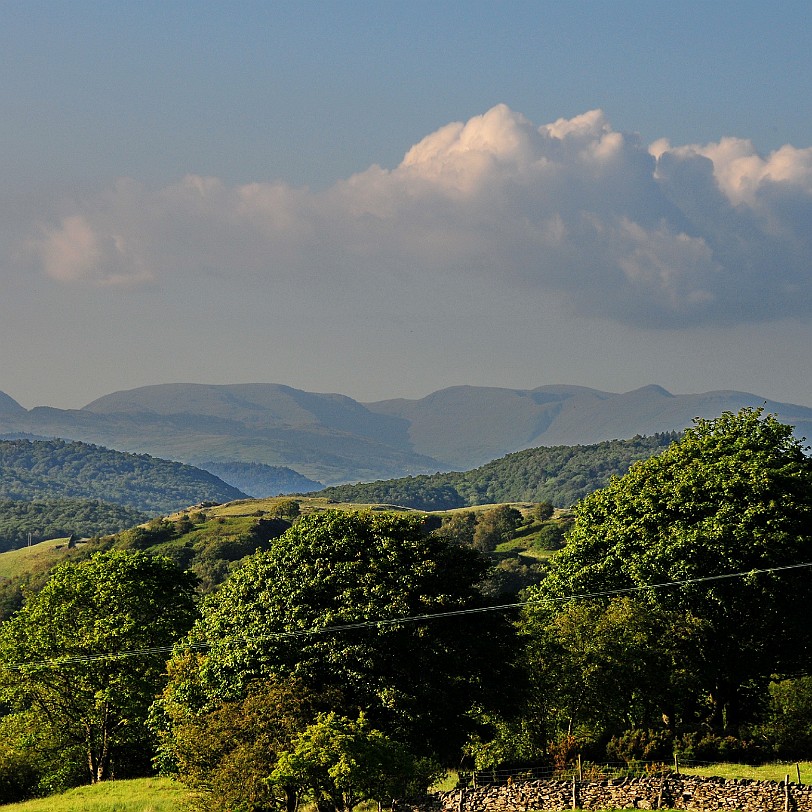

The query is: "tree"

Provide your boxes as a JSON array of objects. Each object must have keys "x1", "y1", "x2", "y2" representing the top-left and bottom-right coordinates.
[
  {"x1": 533, "y1": 502, "x2": 555, "y2": 522},
  {"x1": 472, "y1": 506, "x2": 522, "y2": 552},
  {"x1": 754, "y1": 677, "x2": 812, "y2": 759},
  {"x1": 270, "y1": 712, "x2": 441, "y2": 812},
  {"x1": 159, "y1": 675, "x2": 332, "y2": 812},
  {"x1": 525, "y1": 409, "x2": 812, "y2": 740},
  {"x1": 274, "y1": 499, "x2": 301, "y2": 521},
  {"x1": 0, "y1": 551, "x2": 197, "y2": 785},
  {"x1": 435, "y1": 511, "x2": 477, "y2": 547},
  {"x1": 168, "y1": 511, "x2": 517, "y2": 761},
  {"x1": 525, "y1": 597, "x2": 705, "y2": 744}
]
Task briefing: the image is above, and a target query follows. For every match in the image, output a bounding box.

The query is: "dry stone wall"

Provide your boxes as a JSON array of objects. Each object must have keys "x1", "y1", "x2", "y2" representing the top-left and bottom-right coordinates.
[{"x1": 434, "y1": 774, "x2": 812, "y2": 811}]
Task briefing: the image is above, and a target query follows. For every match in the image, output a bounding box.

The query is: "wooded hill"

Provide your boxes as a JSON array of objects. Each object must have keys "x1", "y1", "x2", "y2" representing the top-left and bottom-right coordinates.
[
  {"x1": 0, "y1": 498, "x2": 148, "y2": 553},
  {"x1": 313, "y1": 433, "x2": 679, "y2": 509},
  {"x1": 0, "y1": 439, "x2": 245, "y2": 515}
]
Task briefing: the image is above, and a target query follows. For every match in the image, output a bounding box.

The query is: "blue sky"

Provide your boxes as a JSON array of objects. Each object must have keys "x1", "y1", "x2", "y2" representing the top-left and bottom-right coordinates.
[{"x1": 2, "y1": 1, "x2": 812, "y2": 410}]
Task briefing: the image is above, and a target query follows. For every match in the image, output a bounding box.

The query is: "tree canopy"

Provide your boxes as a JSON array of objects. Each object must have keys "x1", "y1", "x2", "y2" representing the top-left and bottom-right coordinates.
[
  {"x1": 0, "y1": 438, "x2": 244, "y2": 518},
  {"x1": 524, "y1": 408, "x2": 812, "y2": 740},
  {"x1": 167, "y1": 510, "x2": 518, "y2": 761},
  {"x1": 0, "y1": 551, "x2": 198, "y2": 787}
]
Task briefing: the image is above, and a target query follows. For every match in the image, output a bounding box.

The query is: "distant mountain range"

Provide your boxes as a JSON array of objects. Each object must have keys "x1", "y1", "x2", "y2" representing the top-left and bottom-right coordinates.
[{"x1": 1, "y1": 382, "x2": 811, "y2": 485}]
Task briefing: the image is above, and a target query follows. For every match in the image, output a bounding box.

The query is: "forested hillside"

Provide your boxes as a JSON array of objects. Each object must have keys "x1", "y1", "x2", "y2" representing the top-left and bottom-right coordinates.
[
  {"x1": 0, "y1": 498, "x2": 147, "y2": 552},
  {"x1": 314, "y1": 433, "x2": 679, "y2": 509},
  {"x1": 0, "y1": 439, "x2": 245, "y2": 515},
  {"x1": 197, "y1": 460, "x2": 322, "y2": 496}
]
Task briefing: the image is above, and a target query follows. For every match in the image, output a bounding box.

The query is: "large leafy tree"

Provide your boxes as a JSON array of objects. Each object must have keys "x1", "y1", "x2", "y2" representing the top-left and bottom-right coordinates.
[
  {"x1": 0, "y1": 551, "x2": 197, "y2": 785},
  {"x1": 167, "y1": 510, "x2": 518, "y2": 761},
  {"x1": 525, "y1": 409, "x2": 812, "y2": 739}
]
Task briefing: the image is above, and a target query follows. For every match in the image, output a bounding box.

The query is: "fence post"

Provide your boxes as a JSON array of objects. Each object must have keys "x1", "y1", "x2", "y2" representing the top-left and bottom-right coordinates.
[
  {"x1": 674, "y1": 754, "x2": 680, "y2": 776},
  {"x1": 785, "y1": 774, "x2": 790, "y2": 812},
  {"x1": 797, "y1": 763, "x2": 802, "y2": 785},
  {"x1": 656, "y1": 771, "x2": 668, "y2": 810},
  {"x1": 571, "y1": 773, "x2": 577, "y2": 810}
]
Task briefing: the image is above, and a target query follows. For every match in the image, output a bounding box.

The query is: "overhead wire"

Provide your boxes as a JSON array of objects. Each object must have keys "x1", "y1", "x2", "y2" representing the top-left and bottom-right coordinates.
[{"x1": 3, "y1": 559, "x2": 812, "y2": 672}]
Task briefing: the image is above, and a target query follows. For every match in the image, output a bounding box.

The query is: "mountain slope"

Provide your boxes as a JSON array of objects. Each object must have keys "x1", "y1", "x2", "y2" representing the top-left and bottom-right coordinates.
[
  {"x1": 365, "y1": 385, "x2": 812, "y2": 469},
  {"x1": 0, "y1": 392, "x2": 24, "y2": 415},
  {"x1": 0, "y1": 385, "x2": 440, "y2": 485}
]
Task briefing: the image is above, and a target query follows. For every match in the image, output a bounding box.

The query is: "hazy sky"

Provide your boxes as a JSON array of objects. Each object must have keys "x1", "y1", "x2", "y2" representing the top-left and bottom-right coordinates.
[{"x1": 2, "y1": 1, "x2": 812, "y2": 410}]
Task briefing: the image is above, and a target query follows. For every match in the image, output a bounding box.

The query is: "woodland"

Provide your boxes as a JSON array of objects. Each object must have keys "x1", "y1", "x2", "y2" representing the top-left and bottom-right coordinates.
[{"x1": 0, "y1": 409, "x2": 810, "y2": 811}]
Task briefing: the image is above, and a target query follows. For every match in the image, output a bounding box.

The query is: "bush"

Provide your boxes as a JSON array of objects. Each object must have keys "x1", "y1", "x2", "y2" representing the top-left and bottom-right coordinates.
[
  {"x1": 606, "y1": 729, "x2": 674, "y2": 763},
  {"x1": 675, "y1": 732, "x2": 770, "y2": 764}
]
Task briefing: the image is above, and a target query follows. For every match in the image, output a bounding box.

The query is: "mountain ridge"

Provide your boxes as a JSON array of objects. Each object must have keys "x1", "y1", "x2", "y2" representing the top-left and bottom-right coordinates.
[{"x1": 1, "y1": 382, "x2": 810, "y2": 484}]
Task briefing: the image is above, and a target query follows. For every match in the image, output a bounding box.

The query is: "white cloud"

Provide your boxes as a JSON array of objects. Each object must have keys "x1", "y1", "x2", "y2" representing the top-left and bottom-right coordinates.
[{"x1": 20, "y1": 105, "x2": 812, "y2": 327}]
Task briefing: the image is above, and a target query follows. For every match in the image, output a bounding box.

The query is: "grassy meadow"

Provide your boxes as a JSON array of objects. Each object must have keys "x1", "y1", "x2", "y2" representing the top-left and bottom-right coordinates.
[
  {"x1": 680, "y1": 760, "x2": 812, "y2": 784},
  {"x1": 0, "y1": 778, "x2": 188, "y2": 812},
  {"x1": 0, "y1": 536, "x2": 82, "y2": 580}
]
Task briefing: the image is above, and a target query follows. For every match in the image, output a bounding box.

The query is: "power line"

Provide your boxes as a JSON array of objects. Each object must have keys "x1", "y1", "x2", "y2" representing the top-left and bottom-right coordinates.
[{"x1": 4, "y1": 560, "x2": 812, "y2": 672}]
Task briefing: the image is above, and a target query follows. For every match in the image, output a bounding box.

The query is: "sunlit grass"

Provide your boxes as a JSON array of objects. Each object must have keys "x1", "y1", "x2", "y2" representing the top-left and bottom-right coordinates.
[
  {"x1": 0, "y1": 537, "x2": 80, "y2": 581},
  {"x1": 0, "y1": 777, "x2": 188, "y2": 812},
  {"x1": 680, "y1": 761, "x2": 812, "y2": 784}
]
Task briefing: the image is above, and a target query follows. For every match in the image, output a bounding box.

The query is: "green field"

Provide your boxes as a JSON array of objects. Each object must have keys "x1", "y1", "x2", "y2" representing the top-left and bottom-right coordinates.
[
  {"x1": 681, "y1": 761, "x2": 812, "y2": 783},
  {"x1": 0, "y1": 778, "x2": 188, "y2": 812},
  {"x1": 0, "y1": 536, "x2": 83, "y2": 581}
]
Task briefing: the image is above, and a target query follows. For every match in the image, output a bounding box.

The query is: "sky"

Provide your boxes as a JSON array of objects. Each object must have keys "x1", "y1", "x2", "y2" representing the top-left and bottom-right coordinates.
[{"x1": 2, "y1": 1, "x2": 812, "y2": 410}]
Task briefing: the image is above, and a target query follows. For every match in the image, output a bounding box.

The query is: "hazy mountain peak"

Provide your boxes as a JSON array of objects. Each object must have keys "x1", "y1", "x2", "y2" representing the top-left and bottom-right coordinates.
[{"x1": 0, "y1": 392, "x2": 25, "y2": 415}]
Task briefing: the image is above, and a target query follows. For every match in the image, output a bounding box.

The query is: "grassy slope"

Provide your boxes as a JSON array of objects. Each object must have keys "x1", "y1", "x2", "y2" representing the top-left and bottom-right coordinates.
[
  {"x1": 0, "y1": 497, "x2": 424, "y2": 583},
  {"x1": 680, "y1": 761, "x2": 812, "y2": 783},
  {"x1": 0, "y1": 537, "x2": 84, "y2": 581},
  {"x1": 0, "y1": 778, "x2": 187, "y2": 812}
]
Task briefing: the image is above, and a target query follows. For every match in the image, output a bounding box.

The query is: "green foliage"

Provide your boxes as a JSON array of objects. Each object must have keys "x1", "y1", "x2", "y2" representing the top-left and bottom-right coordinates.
[
  {"x1": 273, "y1": 499, "x2": 301, "y2": 520},
  {"x1": 752, "y1": 677, "x2": 812, "y2": 759},
  {"x1": 526, "y1": 597, "x2": 701, "y2": 744},
  {"x1": 435, "y1": 512, "x2": 477, "y2": 547},
  {"x1": 161, "y1": 676, "x2": 329, "y2": 812},
  {"x1": 0, "y1": 439, "x2": 245, "y2": 519},
  {"x1": 471, "y1": 506, "x2": 523, "y2": 552},
  {"x1": 533, "y1": 502, "x2": 555, "y2": 522},
  {"x1": 169, "y1": 511, "x2": 518, "y2": 762},
  {"x1": 0, "y1": 551, "x2": 198, "y2": 790},
  {"x1": 531, "y1": 519, "x2": 569, "y2": 551},
  {"x1": 525, "y1": 408, "x2": 812, "y2": 745},
  {"x1": 315, "y1": 434, "x2": 678, "y2": 509},
  {"x1": 464, "y1": 715, "x2": 548, "y2": 771},
  {"x1": 271, "y1": 712, "x2": 441, "y2": 812}
]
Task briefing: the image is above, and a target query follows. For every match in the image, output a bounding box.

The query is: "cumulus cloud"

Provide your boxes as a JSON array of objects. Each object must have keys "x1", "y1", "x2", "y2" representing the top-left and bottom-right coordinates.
[{"x1": 21, "y1": 104, "x2": 812, "y2": 326}]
